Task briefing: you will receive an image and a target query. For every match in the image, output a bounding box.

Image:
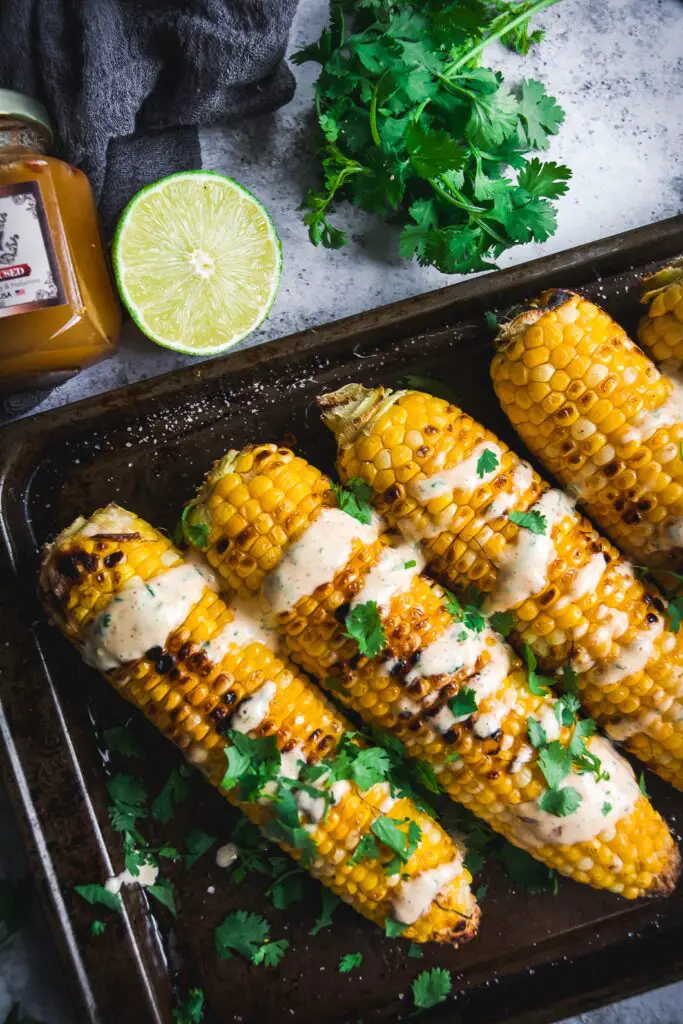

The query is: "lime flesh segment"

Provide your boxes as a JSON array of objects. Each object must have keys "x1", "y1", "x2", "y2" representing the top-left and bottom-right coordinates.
[{"x1": 113, "y1": 172, "x2": 282, "y2": 355}]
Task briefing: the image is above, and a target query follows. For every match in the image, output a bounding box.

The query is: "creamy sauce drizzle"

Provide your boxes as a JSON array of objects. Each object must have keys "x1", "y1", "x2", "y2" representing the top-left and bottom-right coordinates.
[
  {"x1": 484, "y1": 490, "x2": 575, "y2": 614},
  {"x1": 350, "y1": 540, "x2": 424, "y2": 612},
  {"x1": 629, "y1": 370, "x2": 683, "y2": 443},
  {"x1": 105, "y1": 862, "x2": 158, "y2": 894},
  {"x1": 392, "y1": 855, "x2": 464, "y2": 925},
  {"x1": 483, "y1": 461, "x2": 534, "y2": 521},
  {"x1": 231, "y1": 681, "x2": 277, "y2": 734},
  {"x1": 263, "y1": 508, "x2": 378, "y2": 614},
  {"x1": 83, "y1": 564, "x2": 207, "y2": 672},
  {"x1": 411, "y1": 443, "x2": 503, "y2": 502},
  {"x1": 512, "y1": 736, "x2": 639, "y2": 846},
  {"x1": 203, "y1": 595, "x2": 277, "y2": 663},
  {"x1": 594, "y1": 618, "x2": 663, "y2": 686},
  {"x1": 568, "y1": 553, "x2": 607, "y2": 600}
]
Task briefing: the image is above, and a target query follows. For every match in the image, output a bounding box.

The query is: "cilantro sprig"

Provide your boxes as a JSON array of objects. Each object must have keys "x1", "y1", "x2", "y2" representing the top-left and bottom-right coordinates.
[
  {"x1": 343, "y1": 600, "x2": 387, "y2": 657},
  {"x1": 412, "y1": 967, "x2": 452, "y2": 1010},
  {"x1": 509, "y1": 509, "x2": 547, "y2": 534},
  {"x1": 214, "y1": 910, "x2": 289, "y2": 967},
  {"x1": 332, "y1": 477, "x2": 374, "y2": 525},
  {"x1": 294, "y1": 0, "x2": 569, "y2": 273},
  {"x1": 476, "y1": 448, "x2": 500, "y2": 479}
]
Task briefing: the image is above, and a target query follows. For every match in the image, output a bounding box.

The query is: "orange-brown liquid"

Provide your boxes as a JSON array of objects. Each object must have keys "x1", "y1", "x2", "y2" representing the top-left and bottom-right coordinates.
[{"x1": 0, "y1": 121, "x2": 121, "y2": 392}]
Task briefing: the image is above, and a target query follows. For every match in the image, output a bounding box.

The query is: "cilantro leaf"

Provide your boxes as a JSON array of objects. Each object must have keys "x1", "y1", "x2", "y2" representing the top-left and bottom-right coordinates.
[
  {"x1": 554, "y1": 693, "x2": 580, "y2": 727},
  {"x1": 310, "y1": 889, "x2": 341, "y2": 936},
  {"x1": 252, "y1": 939, "x2": 289, "y2": 967},
  {"x1": 151, "y1": 767, "x2": 190, "y2": 824},
  {"x1": 509, "y1": 509, "x2": 547, "y2": 534},
  {"x1": 385, "y1": 917, "x2": 406, "y2": 938},
  {"x1": 667, "y1": 595, "x2": 683, "y2": 633},
  {"x1": 443, "y1": 589, "x2": 485, "y2": 633},
  {"x1": 489, "y1": 610, "x2": 515, "y2": 637},
  {"x1": 522, "y1": 643, "x2": 552, "y2": 696},
  {"x1": 106, "y1": 774, "x2": 148, "y2": 832},
  {"x1": 602, "y1": 802, "x2": 612, "y2": 817},
  {"x1": 412, "y1": 760, "x2": 442, "y2": 795},
  {"x1": 173, "y1": 988, "x2": 204, "y2": 1024},
  {"x1": 407, "y1": 942, "x2": 424, "y2": 958},
  {"x1": 538, "y1": 785, "x2": 582, "y2": 817},
  {"x1": 639, "y1": 772, "x2": 649, "y2": 797},
  {"x1": 399, "y1": 375, "x2": 458, "y2": 404},
  {"x1": 538, "y1": 741, "x2": 573, "y2": 789},
  {"x1": 339, "y1": 952, "x2": 363, "y2": 973},
  {"x1": 184, "y1": 829, "x2": 216, "y2": 869},
  {"x1": 449, "y1": 687, "x2": 478, "y2": 719},
  {"x1": 412, "y1": 967, "x2": 452, "y2": 1010},
  {"x1": 215, "y1": 911, "x2": 270, "y2": 960},
  {"x1": 499, "y1": 842, "x2": 558, "y2": 895},
  {"x1": 343, "y1": 601, "x2": 387, "y2": 658},
  {"x1": 221, "y1": 732, "x2": 280, "y2": 801},
  {"x1": 102, "y1": 725, "x2": 143, "y2": 760},
  {"x1": 406, "y1": 123, "x2": 466, "y2": 180},
  {"x1": 269, "y1": 871, "x2": 306, "y2": 910},
  {"x1": 527, "y1": 716, "x2": 547, "y2": 749},
  {"x1": 350, "y1": 747, "x2": 393, "y2": 790},
  {"x1": 371, "y1": 816, "x2": 421, "y2": 866},
  {"x1": 147, "y1": 880, "x2": 177, "y2": 917},
  {"x1": 518, "y1": 157, "x2": 572, "y2": 199},
  {"x1": 74, "y1": 884, "x2": 121, "y2": 913},
  {"x1": 90, "y1": 920, "x2": 107, "y2": 937},
  {"x1": 518, "y1": 79, "x2": 565, "y2": 150},
  {"x1": 560, "y1": 663, "x2": 579, "y2": 696},
  {"x1": 332, "y1": 478, "x2": 373, "y2": 525},
  {"x1": 568, "y1": 719, "x2": 597, "y2": 760}
]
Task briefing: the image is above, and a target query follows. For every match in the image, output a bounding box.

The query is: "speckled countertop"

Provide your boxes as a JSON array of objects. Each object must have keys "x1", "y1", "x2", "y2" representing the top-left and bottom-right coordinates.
[{"x1": 1, "y1": 0, "x2": 682, "y2": 1020}]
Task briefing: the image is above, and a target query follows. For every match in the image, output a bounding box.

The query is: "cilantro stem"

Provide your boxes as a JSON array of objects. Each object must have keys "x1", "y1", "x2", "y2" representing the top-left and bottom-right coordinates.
[
  {"x1": 445, "y1": 0, "x2": 563, "y2": 75},
  {"x1": 429, "y1": 177, "x2": 509, "y2": 248},
  {"x1": 369, "y1": 71, "x2": 388, "y2": 149}
]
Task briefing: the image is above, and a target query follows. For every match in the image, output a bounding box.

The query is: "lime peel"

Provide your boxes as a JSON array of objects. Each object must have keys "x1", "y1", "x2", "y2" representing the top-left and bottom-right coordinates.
[{"x1": 113, "y1": 171, "x2": 282, "y2": 356}]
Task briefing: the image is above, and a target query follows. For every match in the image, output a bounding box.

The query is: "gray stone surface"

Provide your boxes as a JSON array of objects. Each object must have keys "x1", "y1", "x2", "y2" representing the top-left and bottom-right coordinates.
[{"x1": 1, "y1": 0, "x2": 682, "y2": 1020}]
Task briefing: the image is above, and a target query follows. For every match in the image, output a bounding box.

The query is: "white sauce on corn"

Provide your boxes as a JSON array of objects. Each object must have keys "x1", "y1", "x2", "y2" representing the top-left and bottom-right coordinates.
[
  {"x1": 392, "y1": 855, "x2": 464, "y2": 925},
  {"x1": 231, "y1": 681, "x2": 277, "y2": 734},
  {"x1": 629, "y1": 370, "x2": 683, "y2": 443},
  {"x1": 484, "y1": 490, "x2": 575, "y2": 614},
  {"x1": 105, "y1": 862, "x2": 158, "y2": 895},
  {"x1": 350, "y1": 540, "x2": 425, "y2": 613},
  {"x1": 529, "y1": 705, "x2": 561, "y2": 743},
  {"x1": 606, "y1": 709, "x2": 661, "y2": 742},
  {"x1": 406, "y1": 625, "x2": 510, "y2": 703},
  {"x1": 568, "y1": 553, "x2": 607, "y2": 600},
  {"x1": 512, "y1": 737, "x2": 639, "y2": 846},
  {"x1": 593, "y1": 618, "x2": 663, "y2": 686},
  {"x1": 483, "y1": 461, "x2": 534, "y2": 521},
  {"x1": 83, "y1": 564, "x2": 207, "y2": 672},
  {"x1": 411, "y1": 443, "x2": 503, "y2": 502},
  {"x1": 203, "y1": 595, "x2": 277, "y2": 663},
  {"x1": 472, "y1": 687, "x2": 517, "y2": 739},
  {"x1": 263, "y1": 508, "x2": 378, "y2": 613}
]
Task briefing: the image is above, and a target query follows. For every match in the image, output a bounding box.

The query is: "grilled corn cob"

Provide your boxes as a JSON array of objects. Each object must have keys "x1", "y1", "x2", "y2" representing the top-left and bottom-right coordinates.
[
  {"x1": 184, "y1": 449, "x2": 679, "y2": 898},
  {"x1": 319, "y1": 383, "x2": 683, "y2": 791},
  {"x1": 490, "y1": 289, "x2": 683, "y2": 569},
  {"x1": 39, "y1": 504, "x2": 478, "y2": 944},
  {"x1": 639, "y1": 258, "x2": 683, "y2": 365}
]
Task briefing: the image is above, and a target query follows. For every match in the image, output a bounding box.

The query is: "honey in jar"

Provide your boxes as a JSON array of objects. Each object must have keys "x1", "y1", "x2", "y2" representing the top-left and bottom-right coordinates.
[{"x1": 0, "y1": 90, "x2": 121, "y2": 392}]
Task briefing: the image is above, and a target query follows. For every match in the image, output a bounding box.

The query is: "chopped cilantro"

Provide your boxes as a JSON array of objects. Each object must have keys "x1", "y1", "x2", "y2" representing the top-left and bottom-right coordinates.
[
  {"x1": 343, "y1": 601, "x2": 387, "y2": 658},
  {"x1": 522, "y1": 643, "x2": 552, "y2": 696},
  {"x1": 102, "y1": 725, "x2": 143, "y2": 760},
  {"x1": 220, "y1": 731, "x2": 280, "y2": 800},
  {"x1": 412, "y1": 967, "x2": 452, "y2": 1010},
  {"x1": 179, "y1": 503, "x2": 210, "y2": 550},
  {"x1": 348, "y1": 746, "x2": 393, "y2": 791},
  {"x1": 173, "y1": 988, "x2": 204, "y2": 1024},
  {"x1": 268, "y1": 870, "x2": 306, "y2": 910},
  {"x1": 443, "y1": 589, "x2": 485, "y2": 633},
  {"x1": 554, "y1": 693, "x2": 580, "y2": 727},
  {"x1": 538, "y1": 785, "x2": 582, "y2": 817},
  {"x1": 147, "y1": 880, "x2": 177, "y2": 917},
  {"x1": 527, "y1": 716, "x2": 547, "y2": 749},
  {"x1": 411, "y1": 760, "x2": 442, "y2": 795},
  {"x1": 399, "y1": 376, "x2": 458, "y2": 404},
  {"x1": 251, "y1": 939, "x2": 289, "y2": 967},
  {"x1": 151, "y1": 766, "x2": 191, "y2": 824},
  {"x1": 339, "y1": 952, "x2": 363, "y2": 973},
  {"x1": 384, "y1": 917, "x2": 406, "y2": 938},
  {"x1": 639, "y1": 772, "x2": 649, "y2": 797},
  {"x1": 90, "y1": 920, "x2": 106, "y2": 937},
  {"x1": 601, "y1": 802, "x2": 612, "y2": 817},
  {"x1": 106, "y1": 774, "x2": 148, "y2": 832},
  {"x1": 567, "y1": 718, "x2": 596, "y2": 759},
  {"x1": 537, "y1": 741, "x2": 572, "y2": 789},
  {"x1": 404, "y1": 559, "x2": 417, "y2": 569},
  {"x1": 371, "y1": 816, "x2": 422, "y2": 872},
  {"x1": 509, "y1": 510, "x2": 547, "y2": 534},
  {"x1": 475, "y1": 883, "x2": 488, "y2": 902},
  {"x1": 184, "y1": 829, "x2": 217, "y2": 869},
  {"x1": 215, "y1": 910, "x2": 270, "y2": 961},
  {"x1": 484, "y1": 310, "x2": 499, "y2": 331},
  {"x1": 476, "y1": 448, "x2": 500, "y2": 479},
  {"x1": 332, "y1": 477, "x2": 374, "y2": 525},
  {"x1": 407, "y1": 942, "x2": 424, "y2": 959},
  {"x1": 449, "y1": 687, "x2": 478, "y2": 719},
  {"x1": 309, "y1": 888, "x2": 341, "y2": 936},
  {"x1": 489, "y1": 610, "x2": 515, "y2": 637},
  {"x1": 73, "y1": 884, "x2": 121, "y2": 913},
  {"x1": 560, "y1": 663, "x2": 580, "y2": 696}
]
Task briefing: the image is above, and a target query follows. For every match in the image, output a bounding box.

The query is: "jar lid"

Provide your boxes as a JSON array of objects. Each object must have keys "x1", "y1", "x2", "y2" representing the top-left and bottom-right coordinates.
[{"x1": 0, "y1": 89, "x2": 53, "y2": 145}]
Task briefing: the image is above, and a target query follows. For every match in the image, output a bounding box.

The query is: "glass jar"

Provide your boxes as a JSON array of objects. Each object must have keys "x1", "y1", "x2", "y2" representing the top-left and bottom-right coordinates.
[{"x1": 0, "y1": 90, "x2": 121, "y2": 393}]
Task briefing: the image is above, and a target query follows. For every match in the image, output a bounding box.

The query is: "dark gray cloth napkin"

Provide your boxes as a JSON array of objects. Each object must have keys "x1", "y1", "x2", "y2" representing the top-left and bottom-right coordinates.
[{"x1": 0, "y1": 0, "x2": 300, "y2": 240}]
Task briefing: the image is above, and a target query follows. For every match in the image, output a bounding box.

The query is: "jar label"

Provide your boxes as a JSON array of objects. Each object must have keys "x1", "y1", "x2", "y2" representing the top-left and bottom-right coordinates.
[{"x1": 0, "y1": 181, "x2": 66, "y2": 318}]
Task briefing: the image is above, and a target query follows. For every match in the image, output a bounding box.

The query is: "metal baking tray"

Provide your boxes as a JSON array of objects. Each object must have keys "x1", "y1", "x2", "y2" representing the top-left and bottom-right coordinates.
[{"x1": 2, "y1": 216, "x2": 683, "y2": 1024}]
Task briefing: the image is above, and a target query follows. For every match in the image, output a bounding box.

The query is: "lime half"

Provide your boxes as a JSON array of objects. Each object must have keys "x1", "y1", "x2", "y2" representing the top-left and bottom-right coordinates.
[{"x1": 113, "y1": 171, "x2": 282, "y2": 355}]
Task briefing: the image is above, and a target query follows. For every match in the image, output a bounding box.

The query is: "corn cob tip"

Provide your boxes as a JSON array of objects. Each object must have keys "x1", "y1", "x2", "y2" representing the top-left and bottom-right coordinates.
[
  {"x1": 193, "y1": 448, "x2": 241, "y2": 508},
  {"x1": 317, "y1": 383, "x2": 393, "y2": 447},
  {"x1": 494, "y1": 289, "x2": 580, "y2": 350},
  {"x1": 641, "y1": 256, "x2": 683, "y2": 304},
  {"x1": 653, "y1": 838, "x2": 681, "y2": 897}
]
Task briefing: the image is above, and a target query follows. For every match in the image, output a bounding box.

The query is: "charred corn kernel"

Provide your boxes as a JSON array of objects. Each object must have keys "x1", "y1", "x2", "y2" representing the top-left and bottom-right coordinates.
[
  {"x1": 639, "y1": 258, "x2": 683, "y2": 365},
  {"x1": 318, "y1": 384, "x2": 683, "y2": 794},
  {"x1": 187, "y1": 449, "x2": 679, "y2": 898},
  {"x1": 489, "y1": 289, "x2": 683, "y2": 570},
  {"x1": 40, "y1": 504, "x2": 477, "y2": 945}
]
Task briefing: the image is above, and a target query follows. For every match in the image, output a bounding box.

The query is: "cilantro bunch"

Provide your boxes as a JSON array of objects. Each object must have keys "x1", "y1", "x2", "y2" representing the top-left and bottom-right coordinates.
[{"x1": 293, "y1": 0, "x2": 570, "y2": 273}]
